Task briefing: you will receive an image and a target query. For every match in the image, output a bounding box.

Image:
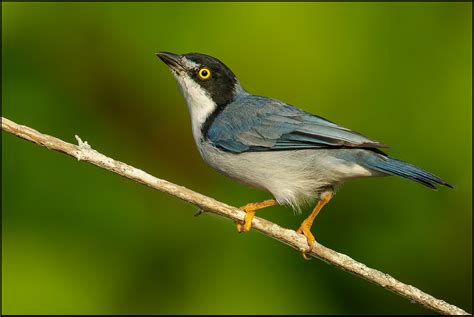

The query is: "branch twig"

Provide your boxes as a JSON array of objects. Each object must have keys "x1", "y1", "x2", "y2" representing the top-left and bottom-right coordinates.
[{"x1": 1, "y1": 116, "x2": 469, "y2": 315}]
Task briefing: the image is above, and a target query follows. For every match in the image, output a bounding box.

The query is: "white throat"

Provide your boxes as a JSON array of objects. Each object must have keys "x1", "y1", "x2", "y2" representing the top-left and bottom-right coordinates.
[{"x1": 173, "y1": 73, "x2": 217, "y2": 144}]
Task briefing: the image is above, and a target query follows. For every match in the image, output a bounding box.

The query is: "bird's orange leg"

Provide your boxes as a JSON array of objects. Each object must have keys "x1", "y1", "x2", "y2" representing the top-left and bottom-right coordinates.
[
  {"x1": 236, "y1": 199, "x2": 277, "y2": 233},
  {"x1": 296, "y1": 191, "x2": 333, "y2": 259}
]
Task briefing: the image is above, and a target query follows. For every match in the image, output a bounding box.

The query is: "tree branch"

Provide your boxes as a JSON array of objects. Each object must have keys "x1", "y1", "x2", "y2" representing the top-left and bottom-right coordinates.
[{"x1": 1, "y1": 116, "x2": 469, "y2": 315}]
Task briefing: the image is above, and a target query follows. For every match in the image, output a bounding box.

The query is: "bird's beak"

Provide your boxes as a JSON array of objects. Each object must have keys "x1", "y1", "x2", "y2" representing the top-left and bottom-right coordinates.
[{"x1": 156, "y1": 51, "x2": 184, "y2": 71}]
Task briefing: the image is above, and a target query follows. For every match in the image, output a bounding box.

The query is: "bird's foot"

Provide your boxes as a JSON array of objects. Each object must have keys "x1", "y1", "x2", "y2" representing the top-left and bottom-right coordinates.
[
  {"x1": 236, "y1": 205, "x2": 256, "y2": 233},
  {"x1": 235, "y1": 199, "x2": 277, "y2": 233},
  {"x1": 296, "y1": 220, "x2": 316, "y2": 260}
]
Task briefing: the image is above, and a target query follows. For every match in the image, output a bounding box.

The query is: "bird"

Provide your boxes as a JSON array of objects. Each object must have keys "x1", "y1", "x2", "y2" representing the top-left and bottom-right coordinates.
[{"x1": 156, "y1": 51, "x2": 452, "y2": 257}]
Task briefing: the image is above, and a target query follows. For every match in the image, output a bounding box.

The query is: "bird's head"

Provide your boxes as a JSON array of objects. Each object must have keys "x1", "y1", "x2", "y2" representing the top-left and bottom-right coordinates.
[
  {"x1": 156, "y1": 52, "x2": 242, "y2": 107},
  {"x1": 156, "y1": 52, "x2": 245, "y2": 136}
]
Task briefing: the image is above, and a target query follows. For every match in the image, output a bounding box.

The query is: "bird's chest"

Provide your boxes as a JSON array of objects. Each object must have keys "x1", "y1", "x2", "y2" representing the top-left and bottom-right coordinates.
[
  {"x1": 196, "y1": 140, "x2": 263, "y2": 187},
  {"x1": 195, "y1": 141, "x2": 327, "y2": 208},
  {"x1": 196, "y1": 141, "x2": 316, "y2": 194},
  {"x1": 193, "y1": 142, "x2": 359, "y2": 208}
]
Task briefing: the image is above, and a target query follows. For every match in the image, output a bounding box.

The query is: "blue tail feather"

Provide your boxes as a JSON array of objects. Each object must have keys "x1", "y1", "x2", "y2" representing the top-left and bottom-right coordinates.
[{"x1": 362, "y1": 154, "x2": 453, "y2": 190}]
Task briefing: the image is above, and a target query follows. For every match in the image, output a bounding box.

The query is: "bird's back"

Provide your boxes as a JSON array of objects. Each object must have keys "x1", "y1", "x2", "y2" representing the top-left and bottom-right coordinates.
[{"x1": 205, "y1": 94, "x2": 387, "y2": 154}]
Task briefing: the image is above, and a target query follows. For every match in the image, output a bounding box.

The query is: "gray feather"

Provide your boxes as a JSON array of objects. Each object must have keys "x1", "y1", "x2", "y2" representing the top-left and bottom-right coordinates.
[{"x1": 206, "y1": 95, "x2": 387, "y2": 153}]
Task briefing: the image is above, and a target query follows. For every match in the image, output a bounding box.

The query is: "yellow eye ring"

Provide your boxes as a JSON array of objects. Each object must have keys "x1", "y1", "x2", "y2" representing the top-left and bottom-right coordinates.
[{"x1": 198, "y1": 68, "x2": 211, "y2": 80}]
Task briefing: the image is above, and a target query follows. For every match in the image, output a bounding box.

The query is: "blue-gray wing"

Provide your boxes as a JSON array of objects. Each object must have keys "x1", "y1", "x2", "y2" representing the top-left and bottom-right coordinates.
[{"x1": 206, "y1": 95, "x2": 388, "y2": 153}]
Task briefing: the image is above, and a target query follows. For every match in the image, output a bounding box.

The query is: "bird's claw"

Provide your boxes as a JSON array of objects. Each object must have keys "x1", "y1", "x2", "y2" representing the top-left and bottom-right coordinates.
[
  {"x1": 234, "y1": 199, "x2": 277, "y2": 233},
  {"x1": 301, "y1": 251, "x2": 312, "y2": 260},
  {"x1": 235, "y1": 209, "x2": 255, "y2": 233},
  {"x1": 235, "y1": 221, "x2": 244, "y2": 233},
  {"x1": 296, "y1": 222, "x2": 316, "y2": 260}
]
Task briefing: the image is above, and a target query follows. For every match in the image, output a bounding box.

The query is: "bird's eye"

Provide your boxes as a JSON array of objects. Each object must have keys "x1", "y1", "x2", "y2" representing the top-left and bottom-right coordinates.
[{"x1": 198, "y1": 68, "x2": 211, "y2": 80}]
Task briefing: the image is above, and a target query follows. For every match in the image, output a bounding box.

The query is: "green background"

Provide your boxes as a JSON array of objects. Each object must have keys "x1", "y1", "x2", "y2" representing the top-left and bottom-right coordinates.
[{"x1": 2, "y1": 2, "x2": 472, "y2": 314}]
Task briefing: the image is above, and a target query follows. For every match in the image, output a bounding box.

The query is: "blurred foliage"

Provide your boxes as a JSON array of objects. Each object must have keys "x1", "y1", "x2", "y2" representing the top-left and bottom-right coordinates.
[{"x1": 2, "y1": 2, "x2": 471, "y2": 314}]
